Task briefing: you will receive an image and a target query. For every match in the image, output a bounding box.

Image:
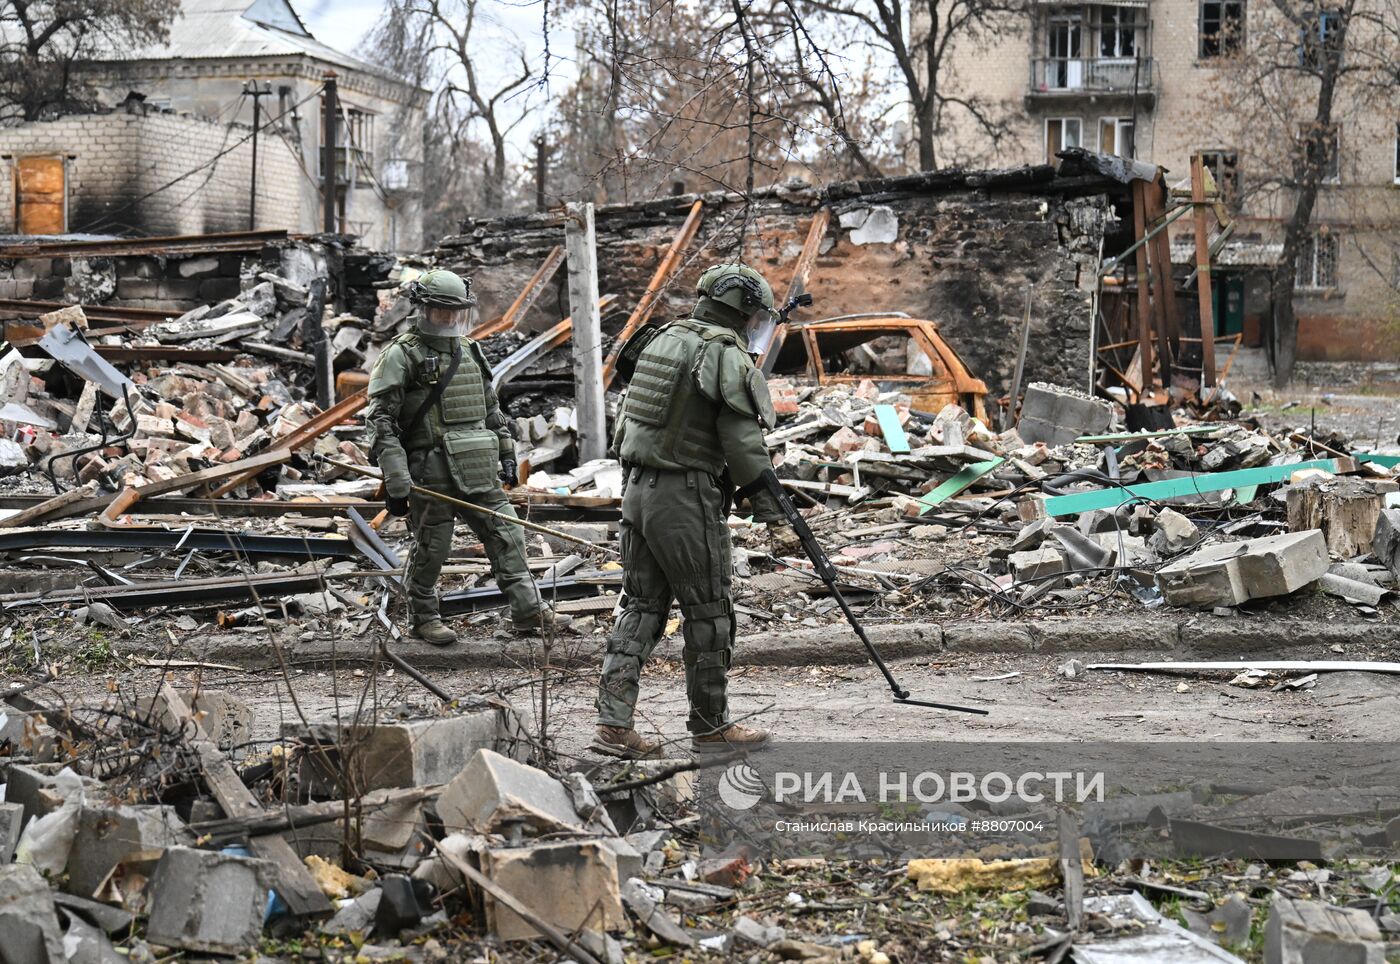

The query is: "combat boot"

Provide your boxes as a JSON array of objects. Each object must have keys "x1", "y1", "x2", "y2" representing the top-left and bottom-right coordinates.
[
  {"x1": 511, "y1": 607, "x2": 573, "y2": 636},
  {"x1": 692, "y1": 722, "x2": 770, "y2": 752},
  {"x1": 590, "y1": 725, "x2": 661, "y2": 760},
  {"x1": 411, "y1": 618, "x2": 458, "y2": 646}
]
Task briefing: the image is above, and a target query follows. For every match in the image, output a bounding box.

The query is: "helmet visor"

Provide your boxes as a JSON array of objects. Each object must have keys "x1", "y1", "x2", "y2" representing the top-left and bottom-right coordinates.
[{"x1": 744, "y1": 309, "x2": 779, "y2": 356}]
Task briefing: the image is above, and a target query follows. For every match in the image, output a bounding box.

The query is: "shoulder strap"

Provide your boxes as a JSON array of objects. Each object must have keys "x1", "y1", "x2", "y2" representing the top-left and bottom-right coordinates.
[{"x1": 405, "y1": 340, "x2": 462, "y2": 439}]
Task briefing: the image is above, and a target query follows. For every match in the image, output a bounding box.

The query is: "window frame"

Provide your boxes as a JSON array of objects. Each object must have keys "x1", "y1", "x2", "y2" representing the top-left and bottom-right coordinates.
[
  {"x1": 1393, "y1": 121, "x2": 1399, "y2": 185},
  {"x1": 1199, "y1": 0, "x2": 1246, "y2": 59},
  {"x1": 1295, "y1": 231, "x2": 1339, "y2": 291},
  {"x1": 1098, "y1": 116, "x2": 1136, "y2": 158},
  {"x1": 1044, "y1": 116, "x2": 1084, "y2": 164},
  {"x1": 1199, "y1": 149, "x2": 1241, "y2": 207}
]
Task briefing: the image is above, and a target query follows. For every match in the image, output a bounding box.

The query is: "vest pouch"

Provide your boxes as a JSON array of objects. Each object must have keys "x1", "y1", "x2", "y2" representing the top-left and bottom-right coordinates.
[{"x1": 442, "y1": 428, "x2": 500, "y2": 492}]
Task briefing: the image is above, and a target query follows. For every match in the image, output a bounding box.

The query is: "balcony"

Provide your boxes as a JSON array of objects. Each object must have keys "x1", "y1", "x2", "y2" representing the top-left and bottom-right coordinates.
[
  {"x1": 318, "y1": 145, "x2": 375, "y2": 185},
  {"x1": 1029, "y1": 56, "x2": 1153, "y2": 97}
]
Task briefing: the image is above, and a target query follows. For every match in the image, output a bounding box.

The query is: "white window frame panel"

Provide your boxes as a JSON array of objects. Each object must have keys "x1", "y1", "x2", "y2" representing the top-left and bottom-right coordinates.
[
  {"x1": 1098, "y1": 116, "x2": 1135, "y2": 158},
  {"x1": 1045, "y1": 116, "x2": 1084, "y2": 164},
  {"x1": 1393, "y1": 121, "x2": 1399, "y2": 185}
]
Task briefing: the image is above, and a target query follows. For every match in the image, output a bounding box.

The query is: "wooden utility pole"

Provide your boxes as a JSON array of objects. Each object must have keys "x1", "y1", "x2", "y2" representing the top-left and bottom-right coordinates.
[
  {"x1": 1190, "y1": 154, "x2": 1218, "y2": 387},
  {"x1": 321, "y1": 72, "x2": 338, "y2": 233},
  {"x1": 243, "y1": 80, "x2": 273, "y2": 230},
  {"x1": 564, "y1": 202, "x2": 606, "y2": 462},
  {"x1": 533, "y1": 136, "x2": 550, "y2": 213}
]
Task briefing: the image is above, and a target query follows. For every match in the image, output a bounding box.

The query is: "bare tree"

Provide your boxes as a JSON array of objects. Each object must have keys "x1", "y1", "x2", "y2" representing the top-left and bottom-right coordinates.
[
  {"x1": 1198, "y1": 0, "x2": 1400, "y2": 384},
  {"x1": 0, "y1": 0, "x2": 179, "y2": 121},
  {"x1": 795, "y1": 0, "x2": 1024, "y2": 171}
]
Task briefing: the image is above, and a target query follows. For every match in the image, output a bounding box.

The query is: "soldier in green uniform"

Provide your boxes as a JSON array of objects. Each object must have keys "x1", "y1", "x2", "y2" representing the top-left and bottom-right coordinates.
[
  {"x1": 365, "y1": 269, "x2": 564, "y2": 645},
  {"x1": 593, "y1": 263, "x2": 799, "y2": 758}
]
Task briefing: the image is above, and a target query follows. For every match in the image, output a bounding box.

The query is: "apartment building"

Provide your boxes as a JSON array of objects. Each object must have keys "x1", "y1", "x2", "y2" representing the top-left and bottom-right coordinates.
[{"x1": 939, "y1": 0, "x2": 1400, "y2": 361}]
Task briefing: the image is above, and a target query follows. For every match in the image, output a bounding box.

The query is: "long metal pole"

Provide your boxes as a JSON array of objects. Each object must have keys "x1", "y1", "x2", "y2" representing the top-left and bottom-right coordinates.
[
  {"x1": 249, "y1": 89, "x2": 260, "y2": 230},
  {"x1": 321, "y1": 458, "x2": 621, "y2": 556},
  {"x1": 322, "y1": 73, "x2": 338, "y2": 233}
]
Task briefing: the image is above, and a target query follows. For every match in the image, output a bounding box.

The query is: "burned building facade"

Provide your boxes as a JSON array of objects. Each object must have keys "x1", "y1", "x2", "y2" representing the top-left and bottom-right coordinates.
[{"x1": 438, "y1": 169, "x2": 1115, "y2": 401}]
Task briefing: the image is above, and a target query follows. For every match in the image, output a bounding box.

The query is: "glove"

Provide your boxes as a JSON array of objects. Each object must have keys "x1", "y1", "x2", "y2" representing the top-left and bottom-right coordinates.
[
  {"x1": 499, "y1": 456, "x2": 518, "y2": 486},
  {"x1": 767, "y1": 521, "x2": 801, "y2": 557},
  {"x1": 386, "y1": 493, "x2": 411, "y2": 517}
]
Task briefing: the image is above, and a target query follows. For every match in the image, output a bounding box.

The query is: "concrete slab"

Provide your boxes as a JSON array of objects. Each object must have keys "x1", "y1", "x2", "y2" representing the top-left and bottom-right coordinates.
[
  {"x1": 0, "y1": 863, "x2": 66, "y2": 964},
  {"x1": 144, "y1": 847, "x2": 277, "y2": 955},
  {"x1": 482, "y1": 839, "x2": 626, "y2": 941},
  {"x1": 1265, "y1": 894, "x2": 1384, "y2": 964},
  {"x1": 436, "y1": 749, "x2": 583, "y2": 835},
  {"x1": 1155, "y1": 531, "x2": 1328, "y2": 608},
  {"x1": 65, "y1": 805, "x2": 191, "y2": 899}
]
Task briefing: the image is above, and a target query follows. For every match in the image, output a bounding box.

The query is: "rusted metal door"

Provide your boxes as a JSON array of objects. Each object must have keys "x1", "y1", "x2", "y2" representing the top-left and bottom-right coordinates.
[{"x1": 16, "y1": 156, "x2": 66, "y2": 235}]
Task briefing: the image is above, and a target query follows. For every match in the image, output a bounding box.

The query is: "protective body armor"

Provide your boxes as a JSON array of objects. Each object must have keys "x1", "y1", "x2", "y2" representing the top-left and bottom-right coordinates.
[
  {"x1": 617, "y1": 318, "x2": 775, "y2": 477},
  {"x1": 371, "y1": 330, "x2": 499, "y2": 492}
]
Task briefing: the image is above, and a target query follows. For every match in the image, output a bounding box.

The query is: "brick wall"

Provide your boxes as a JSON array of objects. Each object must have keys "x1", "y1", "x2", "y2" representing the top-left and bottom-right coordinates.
[
  {"x1": 0, "y1": 109, "x2": 302, "y2": 237},
  {"x1": 438, "y1": 172, "x2": 1115, "y2": 397}
]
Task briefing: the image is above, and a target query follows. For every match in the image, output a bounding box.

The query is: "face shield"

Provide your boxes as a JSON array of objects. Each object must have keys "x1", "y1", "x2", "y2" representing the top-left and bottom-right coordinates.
[
  {"x1": 744, "y1": 307, "x2": 780, "y2": 357},
  {"x1": 416, "y1": 305, "x2": 472, "y2": 338}
]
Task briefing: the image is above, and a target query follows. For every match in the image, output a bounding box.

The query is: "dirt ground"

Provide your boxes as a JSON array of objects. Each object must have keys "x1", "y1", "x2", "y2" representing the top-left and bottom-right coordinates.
[{"x1": 38, "y1": 645, "x2": 1400, "y2": 761}]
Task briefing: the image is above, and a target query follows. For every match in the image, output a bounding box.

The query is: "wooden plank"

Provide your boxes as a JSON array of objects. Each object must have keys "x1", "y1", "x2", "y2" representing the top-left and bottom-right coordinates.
[
  {"x1": 564, "y1": 202, "x2": 607, "y2": 462},
  {"x1": 601, "y1": 199, "x2": 704, "y2": 387},
  {"x1": 873, "y1": 404, "x2": 911, "y2": 454},
  {"x1": 471, "y1": 245, "x2": 565, "y2": 340},
  {"x1": 0, "y1": 481, "x2": 96, "y2": 529},
  {"x1": 1129, "y1": 179, "x2": 1154, "y2": 393},
  {"x1": 1042, "y1": 458, "x2": 1347, "y2": 517},
  {"x1": 759, "y1": 208, "x2": 830, "y2": 375},
  {"x1": 916, "y1": 458, "x2": 1004, "y2": 514},
  {"x1": 208, "y1": 391, "x2": 368, "y2": 498},
  {"x1": 1144, "y1": 178, "x2": 1177, "y2": 386},
  {"x1": 1190, "y1": 154, "x2": 1218, "y2": 387},
  {"x1": 157, "y1": 685, "x2": 332, "y2": 917}
]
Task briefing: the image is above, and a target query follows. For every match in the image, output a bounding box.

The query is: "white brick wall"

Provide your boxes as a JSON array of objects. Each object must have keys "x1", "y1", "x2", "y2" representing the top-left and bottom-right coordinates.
[{"x1": 0, "y1": 110, "x2": 302, "y2": 236}]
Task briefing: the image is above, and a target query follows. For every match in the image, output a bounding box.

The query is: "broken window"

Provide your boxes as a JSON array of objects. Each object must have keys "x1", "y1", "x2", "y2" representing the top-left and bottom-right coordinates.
[
  {"x1": 1394, "y1": 121, "x2": 1399, "y2": 184},
  {"x1": 1045, "y1": 117, "x2": 1083, "y2": 164},
  {"x1": 1095, "y1": 6, "x2": 1141, "y2": 57},
  {"x1": 1299, "y1": 8, "x2": 1344, "y2": 68},
  {"x1": 1044, "y1": 13, "x2": 1083, "y2": 88},
  {"x1": 1200, "y1": 150, "x2": 1240, "y2": 207},
  {"x1": 1295, "y1": 231, "x2": 1339, "y2": 290},
  {"x1": 1297, "y1": 124, "x2": 1340, "y2": 182},
  {"x1": 1199, "y1": 0, "x2": 1245, "y2": 58},
  {"x1": 1099, "y1": 117, "x2": 1135, "y2": 158}
]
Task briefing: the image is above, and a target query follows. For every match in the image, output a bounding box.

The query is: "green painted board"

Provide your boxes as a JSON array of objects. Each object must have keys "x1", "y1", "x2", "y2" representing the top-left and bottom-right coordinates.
[
  {"x1": 1354, "y1": 452, "x2": 1400, "y2": 469},
  {"x1": 874, "y1": 404, "x2": 911, "y2": 454},
  {"x1": 1042, "y1": 459, "x2": 1343, "y2": 517},
  {"x1": 1234, "y1": 483, "x2": 1259, "y2": 505},
  {"x1": 917, "y1": 457, "x2": 1003, "y2": 514}
]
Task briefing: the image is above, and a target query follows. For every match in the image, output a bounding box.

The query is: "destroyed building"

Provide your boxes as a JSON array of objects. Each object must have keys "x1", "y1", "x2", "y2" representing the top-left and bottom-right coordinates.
[
  {"x1": 439, "y1": 167, "x2": 1117, "y2": 400},
  {"x1": 0, "y1": 0, "x2": 426, "y2": 251}
]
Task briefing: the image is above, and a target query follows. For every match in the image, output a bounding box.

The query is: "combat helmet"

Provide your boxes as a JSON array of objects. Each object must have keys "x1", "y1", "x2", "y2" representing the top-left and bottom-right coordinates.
[{"x1": 402, "y1": 269, "x2": 476, "y2": 309}]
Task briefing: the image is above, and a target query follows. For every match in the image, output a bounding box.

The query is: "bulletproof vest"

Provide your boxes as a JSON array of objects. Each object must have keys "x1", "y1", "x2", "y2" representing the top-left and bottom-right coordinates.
[
  {"x1": 618, "y1": 319, "x2": 732, "y2": 474},
  {"x1": 395, "y1": 331, "x2": 489, "y2": 451}
]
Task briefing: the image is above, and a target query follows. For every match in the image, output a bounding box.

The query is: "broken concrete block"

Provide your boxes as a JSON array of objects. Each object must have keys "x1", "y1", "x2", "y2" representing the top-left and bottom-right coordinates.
[
  {"x1": 1265, "y1": 894, "x2": 1383, "y2": 964},
  {"x1": 1010, "y1": 546, "x2": 1066, "y2": 583},
  {"x1": 1286, "y1": 477, "x2": 1385, "y2": 557},
  {"x1": 600, "y1": 836, "x2": 643, "y2": 882},
  {"x1": 1016, "y1": 382, "x2": 1114, "y2": 447},
  {"x1": 436, "y1": 748, "x2": 583, "y2": 835},
  {"x1": 0, "y1": 864, "x2": 65, "y2": 963},
  {"x1": 0, "y1": 801, "x2": 23, "y2": 862},
  {"x1": 1374, "y1": 509, "x2": 1400, "y2": 580},
  {"x1": 323, "y1": 888, "x2": 382, "y2": 936},
  {"x1": 287, "y1": 707, "x2": 501, "y2": 796},
  {"x1": 732, "y1": 914, "x2": 787, "y2": 947},
  {"x1": 482, "y1": 840, "x2": 626, "y2": 941},
  {"x1": 58, "y1": 915, "x2": 123, "y2": 964},
  {"x1": 145, "y1": 847, "x2": 276, "y2": 955},
  {"x1": 65, "y1": 805, "x2": 191, "y2": 899},
  {"x1": 541, "y1": 522, "x2": 610, "y2": 554},
  {"x1": 1154, "y1": 530, "x2": 1329, "y2": 609},
  {"x1": 823, "y1": 426, "x2": 864, "y2": 458},
  {"x1": 1149, "y1": 507, "x2": 1200, "y2": 556}
]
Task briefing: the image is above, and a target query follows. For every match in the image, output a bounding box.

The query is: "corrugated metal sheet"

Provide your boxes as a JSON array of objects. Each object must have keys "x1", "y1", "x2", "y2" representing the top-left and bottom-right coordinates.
[{"x1": 1170, "y1": 238, "x2": 1282, "y2": 267}]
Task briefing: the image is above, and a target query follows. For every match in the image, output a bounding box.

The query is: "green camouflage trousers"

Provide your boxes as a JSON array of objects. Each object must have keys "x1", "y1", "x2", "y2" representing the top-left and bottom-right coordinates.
[
  {"x1": 405, "y1": 448, "x2": 540, "y2": 624},
  {"x1": 596, "y1": 466, "x2": 735, "y2": 735}
]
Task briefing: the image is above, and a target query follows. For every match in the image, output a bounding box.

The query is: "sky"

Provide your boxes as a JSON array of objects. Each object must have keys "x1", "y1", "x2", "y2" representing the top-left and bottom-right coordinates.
[{"x1": 296, "y1": 0, "x2": 568, "y2": 158}]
